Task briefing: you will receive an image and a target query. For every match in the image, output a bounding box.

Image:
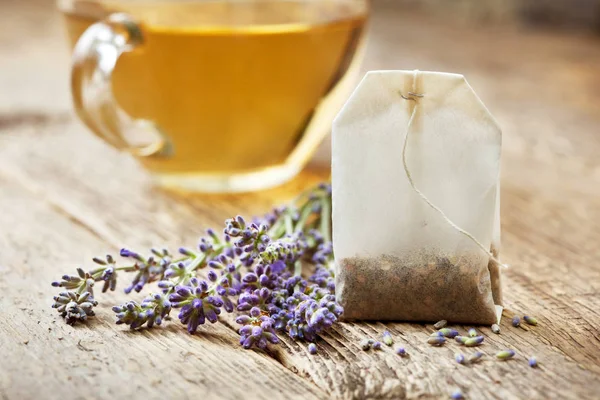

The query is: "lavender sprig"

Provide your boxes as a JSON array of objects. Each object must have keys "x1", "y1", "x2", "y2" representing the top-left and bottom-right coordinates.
[{"x1": 50, "y1": 183, "x2": 340, "y2": 350}]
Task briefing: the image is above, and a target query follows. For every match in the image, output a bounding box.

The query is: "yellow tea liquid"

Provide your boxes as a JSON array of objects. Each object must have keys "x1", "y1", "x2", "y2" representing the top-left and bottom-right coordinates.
[{"x1": 62, "y1": 0, "x2": 367, "y2": 175}]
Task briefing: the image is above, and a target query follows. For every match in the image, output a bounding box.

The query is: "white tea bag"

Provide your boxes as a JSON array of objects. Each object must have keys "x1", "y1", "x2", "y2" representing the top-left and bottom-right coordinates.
[{"x1": 332, "y1": 70, "x2": 502, "y2": 324}]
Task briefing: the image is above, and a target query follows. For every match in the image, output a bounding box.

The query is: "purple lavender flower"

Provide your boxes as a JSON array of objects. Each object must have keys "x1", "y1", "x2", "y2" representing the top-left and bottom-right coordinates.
[
  {"x1": 169, "y1": 278, "x2": 223, "y2": 333},
  {"x1": 286, "y1": 296, "x2": 343, "y2": 342},
  {"x1": 139, "y1": 293, "x2": 171, "y2": 327},
  {"x1": 52, "y1": 291, "x2": 97, "y2": 325},
  {"x1": 260, "y1": 234, "x2": 306, "y2": 266},
  {"x1": 451, "y1": 389, "x2": 464, "y2": 400},
  {"x1": 237, "y1": 307, "x2": 279, "y2": 349},
  {"x1": 100, "y1": 266, "x2": 117, "y2": 293},
  {"x1": 120, "y1": 250, "x2": 171, "y2": 294},
  {"x1": 528, "y1": 356, "x2": 538, "y2": 368},
  {"x1": 224, "y1": 217, "x2": 272, "y2": 261},
  {"x1": 395, "y1": 346, "x2": 407, "y2": 356},
  {"x1": 113, "y1": 293, "x2": 171, "y2": 329},
  {"x1": 308, "y1": 343, "x2": 318, "y2": 354},
  {"x1": 51, "y1": 268, "x2": 95, "y2": 298}
]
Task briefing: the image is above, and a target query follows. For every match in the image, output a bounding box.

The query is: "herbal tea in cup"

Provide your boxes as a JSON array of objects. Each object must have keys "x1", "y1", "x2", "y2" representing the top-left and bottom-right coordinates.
[{"x1": 59, "y1": 0, "x2": 368, "y2": 192}]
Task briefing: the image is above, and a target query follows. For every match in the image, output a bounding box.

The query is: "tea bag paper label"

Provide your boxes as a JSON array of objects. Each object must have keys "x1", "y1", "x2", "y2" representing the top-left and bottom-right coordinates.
[{"x1": 332, "y1": 70, "x2": 502, "y2": 323}]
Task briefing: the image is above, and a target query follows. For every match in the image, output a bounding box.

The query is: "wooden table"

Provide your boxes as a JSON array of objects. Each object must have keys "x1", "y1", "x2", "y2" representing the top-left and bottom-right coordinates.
[{"x1": 1, "y1": 1, "x2": 599, "y2": 399}]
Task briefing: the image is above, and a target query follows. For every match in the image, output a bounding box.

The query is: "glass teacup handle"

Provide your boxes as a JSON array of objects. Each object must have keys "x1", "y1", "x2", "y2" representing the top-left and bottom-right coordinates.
[{"x1": 71, "y1": 13, "x2": 173, "y2": 157}]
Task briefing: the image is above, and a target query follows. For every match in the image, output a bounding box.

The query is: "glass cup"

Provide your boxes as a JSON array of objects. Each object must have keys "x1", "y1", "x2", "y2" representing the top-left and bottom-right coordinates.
[{"x1": 58, "y1": 0, "x2": 369, "y2": 192}]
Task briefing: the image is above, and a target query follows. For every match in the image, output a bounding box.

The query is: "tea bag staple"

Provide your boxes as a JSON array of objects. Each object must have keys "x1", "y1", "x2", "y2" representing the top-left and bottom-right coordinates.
[{"x1": 332, "y1": 70, "x2": 503, "y2": 324}]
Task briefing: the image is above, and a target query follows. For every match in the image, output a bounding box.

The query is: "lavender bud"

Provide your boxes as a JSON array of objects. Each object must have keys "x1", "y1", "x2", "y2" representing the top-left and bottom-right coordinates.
[
  {"x1": 207, "y1": 270, "x2": 218, "y2": 282},
  {"x1": 512, "y1": 316, "x2": 520, "y2": 327},
  {"x1": 372, "y1": 341, "x2": 382, "y2": 350},
  {"x1": 491, "y1": 324, "x2": 501, "y2": 334},
  {"x1": 451, "y1": 389, "x2": 465, "y2": 400},
  {"x1": 382, "y1": 330, "x2": 393, "y2": 346},
  {"x1": 464, "y1": 336, "x2": 484, "y2": 347},
  {"x1": 395, "y1": 346, "x2": 407, "y2": 357},
  {"x1": 308, "y1": 343, "x2": 317, "y2": 355},
  {"x1": 433, "y1": 320, "x2": 447, "y2": 329},
  {"x1": 239, "y1": 325, "x2": 253, "y2": 336},
  {"x1": 528, "y1": 356, "x2": 538, "y2": 368},
  {"x1": 468, "y1": 328, "x2": 477, "y2": 337},
  {"x1": 455, "y1": 353, "x2": 466, "y2": 365},
  {"x1": 250, "y1": 307, "x2": 261, "y2": 317},
  {"x1": 206, "y1": 228, "x2": 217, "y2": 238},
  {"x1": 178, "y1": 247, "x2": 194, "y2": 256},
  {"x1": 467, "y1": 351, "x2": 484, "y2": 363},
  {"x1": 427, "y1": 336, "x2": 446, "y2": 346},
  {"x1": 360, "y1": 339, "x2": 371, "y2": 351},
  {"x1": 208, "y1": 260, "x2": 223, "y2": 269},
  {"x1": 523, "y1": 316, "x2": 538, "y2": 326},
  {"x1": 455, "y1": 336, "x2": 469, "y2": 344},
  {"x1": 496, "y1": 350, "x2": 516, "y2": 360},
  {"x1": 438, "y1": 328, "x2": 459, "y2": 338}
]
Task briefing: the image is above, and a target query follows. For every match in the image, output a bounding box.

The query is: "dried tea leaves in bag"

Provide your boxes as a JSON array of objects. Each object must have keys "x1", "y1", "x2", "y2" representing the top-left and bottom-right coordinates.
[{"x1": 332, "y1": 70, "x2": 503, "y2": 324}]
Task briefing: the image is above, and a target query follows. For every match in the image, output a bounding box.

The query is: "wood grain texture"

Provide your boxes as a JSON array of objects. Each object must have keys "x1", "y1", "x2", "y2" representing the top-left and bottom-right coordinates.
[{"x1": 1, "y1": 1, "x2": 599, "y2": 399}]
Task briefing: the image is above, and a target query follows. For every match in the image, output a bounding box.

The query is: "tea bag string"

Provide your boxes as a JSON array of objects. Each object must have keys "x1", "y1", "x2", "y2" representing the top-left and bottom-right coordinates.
[{"x1": 400, "y1": 70, "x2": 507, "y2": 269}]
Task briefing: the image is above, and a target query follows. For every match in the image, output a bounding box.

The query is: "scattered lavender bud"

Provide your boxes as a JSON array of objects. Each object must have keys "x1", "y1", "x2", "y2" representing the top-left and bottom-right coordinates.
[
  {"x1": 455, "y1": 336, "x2": 469, "y2": 344},
  {"x1": 430, "y1": 331, "x2": 445, "y2": 337},
  {"x1": 395, "y1": 346, "x2": 407, "y2": 356},
  {"x1": 512, "y1": 316, "x2": 520, "y2": 327},
  {"x1": 464, "y1": 336, "x2": 484, "y2": 347},
  {"x1": 308, "y1": 343, "x2": 318, "y2": 355},
  {"x1": 433, "y1": 320, "x2": 448, "y2": 329},
  {"x1": 451, "y1": 389, "x2": 465, "y2": 400},
  {"x1": 360, "y1": 338, "x2": 371, "y2": 351},
  {"x1": 382, "y1": 330, "x2": 394, "y2": 346},
  {"x1": 372, "y1": 341, "x2": 382, "y2": 350},
  {"x1": 496, "y1": 350, "x2": 516, "y2": 360},
  {"x1": 528, "y1": 356, "x2": 538, "y2": 368},
  {"x1": 491, "y1": 324, "x2": 501, "y2": 334},
  {"x1": 523, "y1": 316, "x2": 538, "y2": 326},
  {"x1": 427, "y1": 336, "x2": 446, "y2": 346},
  {"x1": 467, "y1": 351, "x2": 484, "y2": 363},
  {"x1": 468, "y1": 328, "x2": 477, "y2": 337},
  {"x1": 438, "y1": 328, "x2": 459, "y2": 338},
  {"x1": 455, "y1": 353, "x2": 466, "y2": 365}
]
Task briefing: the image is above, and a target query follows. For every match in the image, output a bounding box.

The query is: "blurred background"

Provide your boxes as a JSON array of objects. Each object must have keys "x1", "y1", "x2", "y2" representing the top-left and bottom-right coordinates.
[{"x1": 0, "y1": 0, "x2": 599, "y2": 192}]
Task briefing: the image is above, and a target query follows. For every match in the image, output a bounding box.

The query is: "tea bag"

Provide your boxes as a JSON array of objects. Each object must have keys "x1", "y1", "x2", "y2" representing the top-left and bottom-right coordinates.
[{"x1": 332, "y1": 70, "x2": 503, "y2": 324}]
